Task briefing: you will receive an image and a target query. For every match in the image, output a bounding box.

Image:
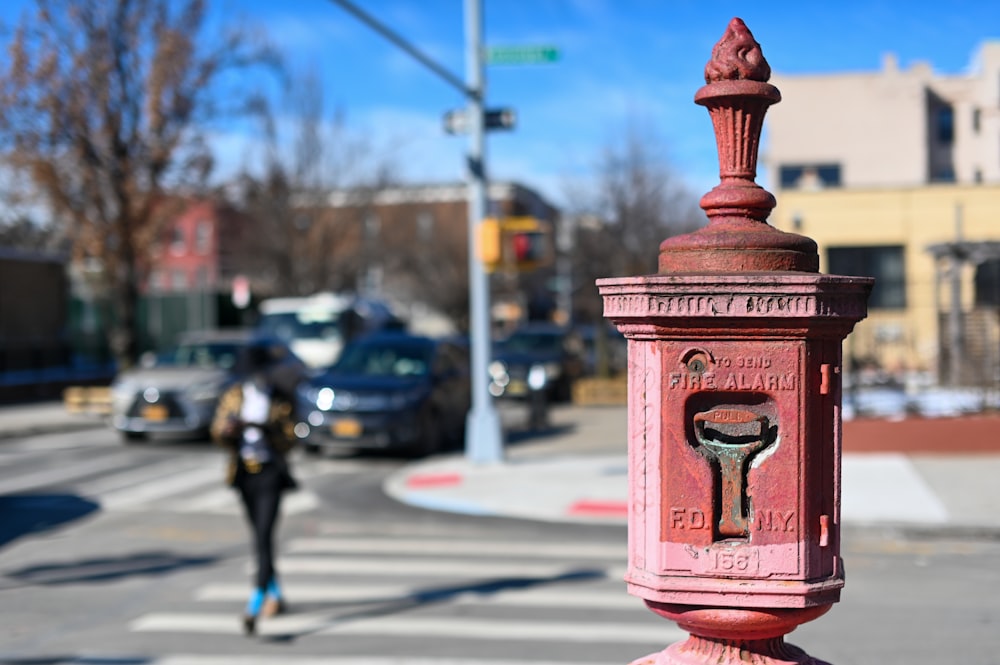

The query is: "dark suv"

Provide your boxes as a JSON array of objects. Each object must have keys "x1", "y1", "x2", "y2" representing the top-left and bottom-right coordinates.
[
  {"x1": 295, "y1": 333, "x2": 470, "y2": 456},
  {"x1": 488, "y1": 324, "x2": 585, "y2": 403}
]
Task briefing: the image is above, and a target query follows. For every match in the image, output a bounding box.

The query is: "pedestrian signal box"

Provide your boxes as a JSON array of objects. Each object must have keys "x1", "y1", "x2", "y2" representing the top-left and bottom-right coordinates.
[
  {"x1": 478, "y1": 217, "x2": 553, "y2": 272},
  {"x1": 512, "y1": 230, "x2": 547, "y2": 263}
]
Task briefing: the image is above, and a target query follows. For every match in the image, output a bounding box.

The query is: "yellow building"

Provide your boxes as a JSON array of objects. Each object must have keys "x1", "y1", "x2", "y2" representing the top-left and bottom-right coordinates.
[
  {"x1": 763, "y1": 40, "x2": 1000, "y2": 386},
  {"x1": 771, "y1": 185, "x2": 1000, "y2": 384}
]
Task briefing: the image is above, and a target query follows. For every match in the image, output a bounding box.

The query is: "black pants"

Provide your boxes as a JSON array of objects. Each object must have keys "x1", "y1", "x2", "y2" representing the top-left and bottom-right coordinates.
[{"x1": 237, "y1": 462, "x2": 284, "y2": 590}]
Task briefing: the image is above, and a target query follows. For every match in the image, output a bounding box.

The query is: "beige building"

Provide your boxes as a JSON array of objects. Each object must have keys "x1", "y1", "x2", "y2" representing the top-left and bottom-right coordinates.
[
  {"x1": 764, "y1": 41, "x2": 1000, "y2": 386},
  {"x1": 766, "y1": 42, "x2": 1000, "y2": 189}
]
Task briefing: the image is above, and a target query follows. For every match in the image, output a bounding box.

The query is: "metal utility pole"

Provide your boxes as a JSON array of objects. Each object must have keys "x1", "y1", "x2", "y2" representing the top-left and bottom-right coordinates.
[
  {"x1": 329, "y1": 0, "x2": 503, "y2": 463},
  {"x1": 463, "y1": 0, "x2": 503, "y2": 463}
]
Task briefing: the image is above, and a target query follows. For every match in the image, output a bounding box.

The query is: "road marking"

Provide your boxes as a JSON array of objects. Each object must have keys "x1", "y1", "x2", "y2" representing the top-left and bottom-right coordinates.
[
  {"x1": 155, "y1": 658, "x2": 622, "y2": 665},
  {"x1": 131, "y1": 612, "x2": 684, "y2": 644},
  {"x1": 320, "y1": 615, "x2": 684, "y2": 643},
  {"x1": 0, "y1": 454, "x2": 131, "y2": 494},
  {"x1": 79, "y1": 456, "x2": 213, "y2": 495},
  {"x1": 267, "y1": 556, "x2": 622, "y2": 579},
  {"x1": 98, "y1": 462, "x2": 224, "y2": 510},
  {"x1": 195, "y1": 582, "x2": 640, "y2": 609},
  {"x1": 286, "y1": 537, "x2": 624, "y2": 560},
  {"x1": 166, "y1": 485, "x2": 319, "y2": 515}
]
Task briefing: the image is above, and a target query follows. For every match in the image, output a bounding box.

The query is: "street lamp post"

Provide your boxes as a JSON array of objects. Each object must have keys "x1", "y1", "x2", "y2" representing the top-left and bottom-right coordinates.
[
  {"x1": 329, "y1": 0, "x2": 504, "y2": 463},
  {"x1": 463, "y1": 0, "x2": 503, "y2": 463}
]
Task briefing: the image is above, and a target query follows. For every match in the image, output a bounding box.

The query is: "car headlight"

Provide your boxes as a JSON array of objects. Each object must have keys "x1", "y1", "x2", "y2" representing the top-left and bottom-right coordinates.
[
  {"x1": 316, "y1": 387, "x2": 335, "y2": 411},
  {"x1": 528, "y1": 364, "x2": 548, "y2": 390},
  {"x1": 528, "y1": 362, "x2": 562, "y2": 390},
  {"x1": 488, "y1": 360, "x2": 509, "y2": 385}
]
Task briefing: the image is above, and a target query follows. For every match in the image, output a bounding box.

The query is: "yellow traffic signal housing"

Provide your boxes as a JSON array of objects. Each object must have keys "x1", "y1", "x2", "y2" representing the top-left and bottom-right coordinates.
[
  {"x1": 478, "y1": 217, "x2": 503, "y2": 269},
  {"x1": 478, "y1": 216, "x2": 553, "y2": 273}
]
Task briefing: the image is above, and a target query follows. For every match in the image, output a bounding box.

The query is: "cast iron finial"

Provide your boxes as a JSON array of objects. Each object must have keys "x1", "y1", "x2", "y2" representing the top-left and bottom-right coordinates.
[
  {"x1": 704, "y1": 17, "x2": 771, "y2": 83},
  {"x1": 658, "y1": 18, "x2": 818, "y2": 273}
]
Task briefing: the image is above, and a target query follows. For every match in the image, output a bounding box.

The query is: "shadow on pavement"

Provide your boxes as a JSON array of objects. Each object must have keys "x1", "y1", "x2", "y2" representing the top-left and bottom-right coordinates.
[
  {"x1": 262, "y1": 567, "x2": 605, "y2": 644},
  {"x1": 505, "y1": 423, "x2": 576, "y2": 446},
  {"x1": 4, "y1": 550, "x2": 218, "y2": 586},
  {"x1": 0, "y1": 494, "x2": 99, "y2": 549}
]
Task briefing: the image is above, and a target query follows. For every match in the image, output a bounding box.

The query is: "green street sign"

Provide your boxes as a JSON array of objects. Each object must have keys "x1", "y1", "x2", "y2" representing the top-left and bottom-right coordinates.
[{"x1": 485, "y1": 45, "x2": 560, "y2": 65}]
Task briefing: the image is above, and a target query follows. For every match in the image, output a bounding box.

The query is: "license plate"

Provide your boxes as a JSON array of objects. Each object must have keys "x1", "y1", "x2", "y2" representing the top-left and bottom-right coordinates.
[
  {"x1": 142, "y1": 404, "x2": 168, "y2": 421},
  {"x1": 332, "y1": 418, "x2": 363, "y2": 438},
  {"x1": 506, "y1": 379, "x2": 527, "y2": 396}
]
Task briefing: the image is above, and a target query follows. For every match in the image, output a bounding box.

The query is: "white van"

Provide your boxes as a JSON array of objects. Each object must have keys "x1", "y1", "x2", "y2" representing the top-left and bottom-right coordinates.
[{"x1": 256, "y1": 293, "x2": 404, "y2": 368}]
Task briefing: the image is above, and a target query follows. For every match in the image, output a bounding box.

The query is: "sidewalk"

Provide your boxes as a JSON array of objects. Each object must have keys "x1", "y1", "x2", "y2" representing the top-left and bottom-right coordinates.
[
  {"x1": 2, "y1": 400, "x2": 999, "y2": 533},
  {"x1": 386, "y1": 403, "x2": 1000, "y2": 533}
]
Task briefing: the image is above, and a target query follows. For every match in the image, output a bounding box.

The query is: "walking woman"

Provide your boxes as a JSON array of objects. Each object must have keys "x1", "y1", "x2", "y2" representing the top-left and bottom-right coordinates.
[{"x1": 211, "y1": 339, "x2": 300, "y2": 635}]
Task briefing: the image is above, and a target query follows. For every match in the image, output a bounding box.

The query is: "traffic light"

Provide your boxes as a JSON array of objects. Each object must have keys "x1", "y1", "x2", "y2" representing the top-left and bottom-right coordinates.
[
  {"x1": 511, "y1": 231, "x2": 548, "y2": 263},
  {"x1": 502, "y1": 217, "x2": 552, "y2": 271},
  {"x1": 478, "y1": 217, "x2": 553, "y2": 272}
]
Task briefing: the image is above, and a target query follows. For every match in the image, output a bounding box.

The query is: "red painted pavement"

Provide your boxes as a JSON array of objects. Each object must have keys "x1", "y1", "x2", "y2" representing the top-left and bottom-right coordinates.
[
  {"x1": 843, "y1": 415, "x2": 1000, "y2": 454},
  {"x1": 405, "y1": 472, "x2": 463, "y2": 488}
]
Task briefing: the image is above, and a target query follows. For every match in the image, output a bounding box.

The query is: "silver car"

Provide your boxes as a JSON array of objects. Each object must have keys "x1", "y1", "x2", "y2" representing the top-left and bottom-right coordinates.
[{"x1": 110, "y1": 330, "x2": 304, "y2": 442}]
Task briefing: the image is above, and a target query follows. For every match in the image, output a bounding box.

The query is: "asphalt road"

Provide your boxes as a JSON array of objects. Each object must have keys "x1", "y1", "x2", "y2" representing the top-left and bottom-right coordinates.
[{"x1": 0, "y1": 425, "x2": 998, "y2": 665}]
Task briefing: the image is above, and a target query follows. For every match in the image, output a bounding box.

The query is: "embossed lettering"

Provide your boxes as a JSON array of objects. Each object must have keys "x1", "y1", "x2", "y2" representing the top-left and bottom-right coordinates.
[
  {"x1": 711, "y1": 548, "x2": 758, "y2": 574},
  {"x1": 722, "y1": 373, "x2": 796, "y2": 391},
  {"x1": 737, "y1": 356, "x2": 771, "y2": 368},
  {"x1": 756, "y1": 509, "x2": 797, "y2": 532},
  {"x1": 670, "y1": 508, "x2": 709, "y2": 530},
  {"x1": 667, "y1": 373, "x2": 718, "y2": 390}
]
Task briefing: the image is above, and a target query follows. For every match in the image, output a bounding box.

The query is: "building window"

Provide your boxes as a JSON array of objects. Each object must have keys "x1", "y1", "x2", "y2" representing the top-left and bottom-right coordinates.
[
  {"x1": 171, "y1": 269, "x2": 188, "y2": 290},
  {"x1": 417, "y1": 212, "x2": 434, "y2": 242},
  {"x1": 930, "y1": 166, "x2": 956, "y2": 183},
  {"x1": 974, "y1": 259, "x2": 1000, "y2": 306},
  {"x1": 170, "y1": 226, "x2": 186, "y2": 254},
  {"x1": 148, "y1": 269, "x2": 163, "y2": 292},
  {"x1": 778, "y1": 164, "x2": 841, "y2": 190},
  {"x1": 196, "y1": 266, "x2": 210, "y2": 288},
  {"x1": 936, "y1": 106, "x2": 954, "y2": 144},
  {"x1": 195, "y1": 220, "x2": 211, "y2": 254},
  {"x1": 828, "y1": 245, "x2": 906, "y2": 309},
  {"x1": 364, "y1": 213, "x2": 380, "y2": 240},
  {"x1": 972, "y1": 108, "x2": 981, "y2": 134}
]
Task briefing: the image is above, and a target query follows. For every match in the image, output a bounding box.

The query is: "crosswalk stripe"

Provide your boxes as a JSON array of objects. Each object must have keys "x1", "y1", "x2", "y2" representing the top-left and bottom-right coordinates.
[
  {"x1": 322, "y1": 615, "x2": 685, "y2": 643},
  {"x1": 287, "y1": 538, "x2": 624, "y2": 560},
  {"x1": 195, "y1": 582, "x2": 640, "y2": 609},
  {"x1": 131, "y1": 612, "x2": 685, "y2": 644},
  {"x1": 80, "y1": 456, "x2": 212, "y2": 496},
  {"x1": 98, "y1": 463, "x2": 224, "y2": 510},
  {"x1": 269, "y1": 556, "x2": 623, "y2": 579},
  {"x1": 156, "y1": 658, "x2": 621, "y2": 665},
  {"x1": 0, "y1": 453, "x2": 131, "y2": 494},
  {"x1": 165, "y1": 485, "x2": 320, "y2": 515}
]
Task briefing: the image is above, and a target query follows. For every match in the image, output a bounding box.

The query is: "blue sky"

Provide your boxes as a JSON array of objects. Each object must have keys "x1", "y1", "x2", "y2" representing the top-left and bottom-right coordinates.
[{"x1": 2, "y1": 1, "x2": 998, "y2": 208}]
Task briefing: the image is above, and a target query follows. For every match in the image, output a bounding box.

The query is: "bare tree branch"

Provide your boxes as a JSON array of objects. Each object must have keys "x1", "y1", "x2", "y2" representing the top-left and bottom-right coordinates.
[{"x1": 0, "y1": 0, "x2": 276, "y2": 367}]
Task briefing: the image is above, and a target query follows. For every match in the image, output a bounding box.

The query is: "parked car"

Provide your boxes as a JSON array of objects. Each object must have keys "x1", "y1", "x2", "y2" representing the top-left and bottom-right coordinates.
[
  {"x1": 110, "y1": 330, "x2": 306, "y2": 442},
  {"x1": 296, "y1": 333, "x2": 470, "y2": 456},
  {"x1": 488, "y1": 324, "x2": 585, "y2": 402}
]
